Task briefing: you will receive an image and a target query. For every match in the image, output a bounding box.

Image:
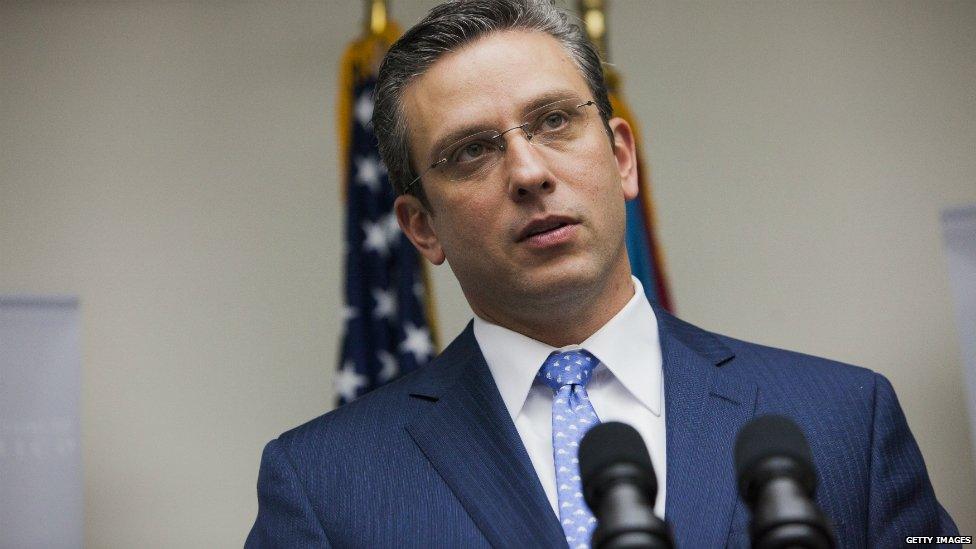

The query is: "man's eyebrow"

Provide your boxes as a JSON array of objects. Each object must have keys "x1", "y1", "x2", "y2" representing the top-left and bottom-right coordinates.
[
  {"x1": 425, "y1": 89, "x2": 586, "y2": 164},
  {"x1": 520, "y1": 89, "x2": 585, "y2": 114}
]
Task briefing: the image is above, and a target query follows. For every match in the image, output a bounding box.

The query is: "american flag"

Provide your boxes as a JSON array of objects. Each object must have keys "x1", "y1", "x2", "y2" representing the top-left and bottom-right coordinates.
[{"x1": 335, "y1": 77, "x2": 437, "y2": 405}]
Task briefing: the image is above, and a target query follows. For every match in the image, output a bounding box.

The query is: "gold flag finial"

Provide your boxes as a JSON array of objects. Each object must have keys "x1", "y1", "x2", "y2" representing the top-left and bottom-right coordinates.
[{"x1": 365, "y1": 0, "x2": 389, "y2": 36}]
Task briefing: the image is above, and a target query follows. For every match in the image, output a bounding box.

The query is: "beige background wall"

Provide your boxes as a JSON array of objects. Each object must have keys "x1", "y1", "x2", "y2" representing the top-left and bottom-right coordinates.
[{"x1": 1, "y1": 1, "x2": 973, "y2": 547}]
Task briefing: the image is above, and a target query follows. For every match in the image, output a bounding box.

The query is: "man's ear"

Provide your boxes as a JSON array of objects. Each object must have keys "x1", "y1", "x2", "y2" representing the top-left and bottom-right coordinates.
[
  {"x1": 394, "y1": 194, "x2": 446, "y2": 265},
  {"x1": 608, "y1": 117, "x2": 639, "y2": 200}
]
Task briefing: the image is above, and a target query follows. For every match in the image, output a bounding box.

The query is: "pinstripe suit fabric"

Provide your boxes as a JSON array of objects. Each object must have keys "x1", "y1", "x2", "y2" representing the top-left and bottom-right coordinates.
[{"x1": 245, "y1": 306, "x2": 957, "y2": 548}]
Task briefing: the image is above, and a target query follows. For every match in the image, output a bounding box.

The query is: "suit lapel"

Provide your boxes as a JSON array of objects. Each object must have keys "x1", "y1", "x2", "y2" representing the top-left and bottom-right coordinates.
[
  {"x1": 406, "y1": 324, "x2": 567, "y2": 548},
  {"x1": 656, "y1": 310, "x2": 758, "y2": 547}
]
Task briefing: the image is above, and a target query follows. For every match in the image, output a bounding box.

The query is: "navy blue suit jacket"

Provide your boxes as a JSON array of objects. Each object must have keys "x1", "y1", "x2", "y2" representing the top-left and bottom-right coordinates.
[{"x1": 246, "y1": 306, "x2": 957, "y2": 547}]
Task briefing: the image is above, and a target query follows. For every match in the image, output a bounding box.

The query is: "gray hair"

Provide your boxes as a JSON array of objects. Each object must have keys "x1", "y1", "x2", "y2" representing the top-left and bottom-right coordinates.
[{"x1": 372, "y1": 0, "x2": 613, "y2": 207}]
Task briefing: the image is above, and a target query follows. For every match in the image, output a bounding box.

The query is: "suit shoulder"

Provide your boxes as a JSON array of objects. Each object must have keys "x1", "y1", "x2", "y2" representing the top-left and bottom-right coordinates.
[
  {"x1": 658, "y1": 310, "x2": 875, "y2": 385},
  {"x1": 274, "y1": 369, "x2": 420, "y2": 448},
  {"x1": 273, "y1": 337, "x2": 471, "y2": 454},
  {"x1": 695, "y1": 325, "x2": 884, "y2": 433},
  {"x1": 715, "y1": 331, "x2": 876, "y2": 384}
]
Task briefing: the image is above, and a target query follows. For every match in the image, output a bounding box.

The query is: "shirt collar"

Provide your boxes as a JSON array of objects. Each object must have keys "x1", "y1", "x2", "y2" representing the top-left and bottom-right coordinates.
[{"x1": 473, "y1": 276, "x2": 663, "y2": 420}]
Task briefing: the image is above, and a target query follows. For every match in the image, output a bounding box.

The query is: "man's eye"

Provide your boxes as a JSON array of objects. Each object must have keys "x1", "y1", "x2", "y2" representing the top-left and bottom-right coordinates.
[
  {"x1": 540, "y1": 111, "x2": 570, "y2": 131},
  {"x1": 452, "y1": 141, "x2": 491, "y2": 163}
]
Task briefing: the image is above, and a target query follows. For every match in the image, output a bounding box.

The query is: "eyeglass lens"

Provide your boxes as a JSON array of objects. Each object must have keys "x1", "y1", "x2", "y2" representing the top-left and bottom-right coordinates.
[{"x1": 434, "y1": 98, "x2": 595, "y2": 182}]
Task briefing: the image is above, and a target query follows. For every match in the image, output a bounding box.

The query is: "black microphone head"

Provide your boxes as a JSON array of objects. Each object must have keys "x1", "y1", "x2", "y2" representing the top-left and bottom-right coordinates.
[
  {"x1": 579, "y1": 422, "x2": 656, "y2": 510},
  {"x1": 734, "y1": 415, "x2": 816, "y2": 505}
]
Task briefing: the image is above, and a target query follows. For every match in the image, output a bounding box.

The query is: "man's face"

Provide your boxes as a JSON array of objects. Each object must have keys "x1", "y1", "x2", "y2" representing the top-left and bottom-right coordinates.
[{"x1": 395, "y1": 30, "x2": 638, "y2": 316}]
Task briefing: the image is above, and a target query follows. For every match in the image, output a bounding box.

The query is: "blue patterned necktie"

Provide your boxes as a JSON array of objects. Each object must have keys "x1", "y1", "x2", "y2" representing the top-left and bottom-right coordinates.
[{"x1": 537, "y1": 349, "x2": 601, "y2": 549}]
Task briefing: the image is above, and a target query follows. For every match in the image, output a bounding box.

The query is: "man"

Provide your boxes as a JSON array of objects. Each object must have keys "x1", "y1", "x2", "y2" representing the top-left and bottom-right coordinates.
[{"x1": 246, "y1": 1, "x2": 957, "y2": 547}]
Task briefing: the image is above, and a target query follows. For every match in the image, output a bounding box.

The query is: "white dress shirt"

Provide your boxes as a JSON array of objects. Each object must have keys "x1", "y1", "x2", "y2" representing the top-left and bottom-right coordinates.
[{"x1": 473, "y1": 276, "x2": 666, "y2": 518}]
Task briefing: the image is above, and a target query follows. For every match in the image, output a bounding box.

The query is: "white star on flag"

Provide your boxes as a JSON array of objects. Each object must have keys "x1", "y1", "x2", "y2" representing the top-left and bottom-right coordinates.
[
  {"x1": 355, "y1": 155, "x2": 382, "y2": 193},
  {"x1": 377, "y1": 350, "x2": 398, "y2": 382},
  {"x1": 355, "y1": 90, "x2": 373, "y2": 129},
  {"x1": 413, "y1": 280, "x2": 425, "y2": 300},
  {"x1": 335, "y1": 360, "x2": 367, "y2": 402},
  {"x1": 372, "y1": 287, "x2": 397, "y2": 320},
  {"x1": 382, "y1": 211, "x2": 401, "y2": 240},
  {"x1": 363, "y1": 219, "x2": 390, "y2": 257},
  {"x1": 341, "y1": 305, "x2": 358, "y2": 322},
  {"x1": 399, "y1": 322, "x2": 433, "y2": 363}
]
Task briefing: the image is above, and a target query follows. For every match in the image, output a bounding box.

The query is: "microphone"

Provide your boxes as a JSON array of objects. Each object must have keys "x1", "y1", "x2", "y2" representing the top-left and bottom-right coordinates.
[
  {"x1": 579, "y1": 422, "x2": 673, "y2": 549},
  {"x1": 734, "y1": 415, "x2": 835, "y2": 549}
]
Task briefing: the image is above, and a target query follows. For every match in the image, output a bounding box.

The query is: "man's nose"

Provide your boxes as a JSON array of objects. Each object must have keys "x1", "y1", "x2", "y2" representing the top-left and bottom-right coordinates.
[{"x1": 502, "y1": 133, "x2": 555, "y2": 200}]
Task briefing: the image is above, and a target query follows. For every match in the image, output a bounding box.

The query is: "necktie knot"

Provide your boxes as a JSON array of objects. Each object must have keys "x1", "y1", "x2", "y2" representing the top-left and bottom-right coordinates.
[{"x1": 537, "y1": 349, "x2": 597, "y2": 392}]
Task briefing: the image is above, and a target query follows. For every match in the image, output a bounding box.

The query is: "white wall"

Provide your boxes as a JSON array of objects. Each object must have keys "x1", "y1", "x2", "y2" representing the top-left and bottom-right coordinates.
[{"x1": 1, "y1": 1, "x2": 973, "y2": 546}]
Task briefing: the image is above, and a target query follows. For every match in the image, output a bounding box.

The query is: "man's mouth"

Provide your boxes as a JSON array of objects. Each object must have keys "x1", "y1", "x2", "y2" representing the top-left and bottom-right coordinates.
[{"x1": 517, "y1": 215, "x2": 579, "y2": 242}]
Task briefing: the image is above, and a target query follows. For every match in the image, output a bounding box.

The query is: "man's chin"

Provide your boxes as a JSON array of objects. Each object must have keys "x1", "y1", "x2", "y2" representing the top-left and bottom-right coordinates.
[{"x1": 512, "y1": 266, "x2": 602, "y2": 304}]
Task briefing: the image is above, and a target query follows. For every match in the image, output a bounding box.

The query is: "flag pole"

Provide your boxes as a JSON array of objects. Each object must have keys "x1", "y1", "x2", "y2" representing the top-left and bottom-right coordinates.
[
  {"x1": 356, "y1": 0, "x2": 441, "y2": 350},
  {"x1": 577, "y1": 0, "x2": 674, "y2": 311},
  {"x1": 335, "y1": 2, "x2": 441, "y2": 405},
  {"x1": 579, "y1": 0, "x2": 609, "y2": 63}
]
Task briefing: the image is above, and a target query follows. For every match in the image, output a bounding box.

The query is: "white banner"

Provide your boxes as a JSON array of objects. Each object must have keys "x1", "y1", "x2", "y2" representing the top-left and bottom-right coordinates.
[
  {"x1": 942, "y1": 205, "x2": 976, "y2": 474},
  {"x1": 0, "y1": 296, "x2": 82, "y2": 549}
]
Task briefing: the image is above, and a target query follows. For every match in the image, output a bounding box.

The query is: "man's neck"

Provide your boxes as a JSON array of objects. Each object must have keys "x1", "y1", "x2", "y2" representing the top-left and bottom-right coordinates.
[{"x1": 470, "y1": 273, "x2": 636, "y2": 348}]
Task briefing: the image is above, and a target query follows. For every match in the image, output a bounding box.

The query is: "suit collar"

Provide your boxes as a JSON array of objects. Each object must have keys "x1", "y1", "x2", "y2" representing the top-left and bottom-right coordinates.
[
  {"x1": 653, "y1": 305, "x2": 757, "y2": 546},
  {"x1": 405, "y1": 323, "x2": 567, "y2": 548},
  {"x1": 654, "y1": 306, "x2": 736, "y2": 368},
  {"x1": 405, "y1": 306, "x2": 756, "y2": 547}
]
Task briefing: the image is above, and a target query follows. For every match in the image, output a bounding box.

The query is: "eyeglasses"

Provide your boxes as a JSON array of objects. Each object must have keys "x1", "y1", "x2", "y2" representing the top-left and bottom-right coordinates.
[{"x1": 404, "y1": 98, "x2": 598, "y2": 193}]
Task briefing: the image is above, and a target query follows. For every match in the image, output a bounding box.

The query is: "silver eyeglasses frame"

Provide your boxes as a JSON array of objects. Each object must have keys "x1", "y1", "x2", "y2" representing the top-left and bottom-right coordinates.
[{"x1": 402, "y1": 98, "x2": 597, "y2": 194}]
